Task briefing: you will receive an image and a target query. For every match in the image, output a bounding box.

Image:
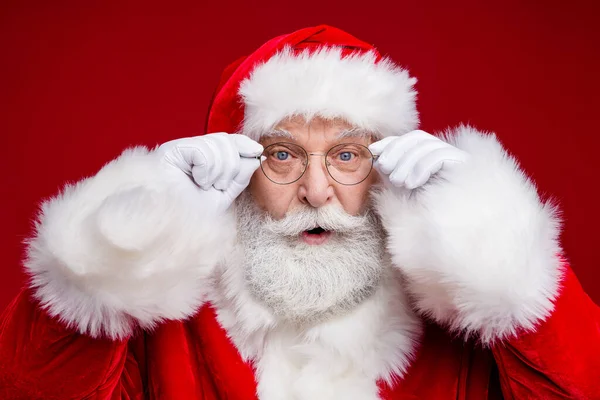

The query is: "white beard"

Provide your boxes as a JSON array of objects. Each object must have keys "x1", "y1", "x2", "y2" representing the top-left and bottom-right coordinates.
[{"x1": 234, "y1": 192, "x2": 387, "y2": 325}]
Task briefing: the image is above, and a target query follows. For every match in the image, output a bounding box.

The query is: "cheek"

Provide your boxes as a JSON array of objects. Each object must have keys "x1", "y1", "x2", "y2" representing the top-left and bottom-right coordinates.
[
  {"x1": 337, "y1": 173, "x2": 378, "y2": 215},
  {"x1": 248, "y1": 172, "x2": 297, "y2": 219}
]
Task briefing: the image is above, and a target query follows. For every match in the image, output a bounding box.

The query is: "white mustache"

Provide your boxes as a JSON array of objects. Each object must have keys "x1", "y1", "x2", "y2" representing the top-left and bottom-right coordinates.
[{"x1": 264, "y1": 204, "x2": 373, "y2": 236}]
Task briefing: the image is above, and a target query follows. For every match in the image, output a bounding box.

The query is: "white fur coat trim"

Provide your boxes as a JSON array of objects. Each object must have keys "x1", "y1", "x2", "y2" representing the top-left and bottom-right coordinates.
[
  {"x1": 25, "y1": 147, "x2": 236, "y2": 339},
  {"x1": 374, "y1": 125, "x2": 564, "y2": 344},
  {"x1": 208, "y1": 259, "x2": 422, "y2": 400},
  {"x1": 238, "y1": 46, "x2": 419, "y2": 139}
]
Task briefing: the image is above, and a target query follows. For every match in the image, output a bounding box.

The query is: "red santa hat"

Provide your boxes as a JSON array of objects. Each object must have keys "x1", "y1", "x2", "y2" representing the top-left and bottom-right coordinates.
[{"x1": 206, "y1": 24, "x2": 419, "y2": 139}]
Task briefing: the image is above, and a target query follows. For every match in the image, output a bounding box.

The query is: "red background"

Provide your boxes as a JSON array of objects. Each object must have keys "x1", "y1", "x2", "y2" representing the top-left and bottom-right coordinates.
[{"x1": 1, "y1": 1, "x2": 599, "y2": 309}]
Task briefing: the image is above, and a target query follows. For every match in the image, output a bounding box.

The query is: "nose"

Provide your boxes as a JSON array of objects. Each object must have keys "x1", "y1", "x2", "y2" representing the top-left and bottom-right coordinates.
[{"x1": 297, "y1": 157, "x2": 335, "y2": 208}]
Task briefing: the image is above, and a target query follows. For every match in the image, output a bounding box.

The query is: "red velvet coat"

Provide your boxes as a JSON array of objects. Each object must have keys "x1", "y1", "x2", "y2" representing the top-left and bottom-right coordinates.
[{"x1": 1, "y1": 266, "x2": 599, "y2": 400}]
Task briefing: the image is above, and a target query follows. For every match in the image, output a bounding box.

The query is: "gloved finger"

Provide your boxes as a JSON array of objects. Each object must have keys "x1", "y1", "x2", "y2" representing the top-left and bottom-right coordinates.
[
  {"x1": 213, "y1": 137, "x2": 241, "y2": 191},
  {"x1": 407, "y1": 147, "x2": 468, "y2": 189},
  {"x1": 369, "y1": 130, "x2": 433, "y2": 154},
  {"x1": 375, "y1": 133, "x2": 438, "y2": 175},
  {"x1": 226, "y1": 158, "x2": 261, "y2": 200},
  {"x1": 232, "y1": 134, "x2": 264, "y2": 158},
  {"x1": 183, "y1": 141, "x2": 217, "y2": 190},
  {"x1": 368, "y1": 136, "x2": 397, "y2": 156},
  {"x1": 179, "y1": 135, "x2": 223, "y2": 169},
  {"x1": 389, "y1": 140, "x2": 449, "y2": 187},
  {"x1": 198, "y1": 135, "x2": 232, "y2": 189},
  {"x1": 233, "y1": 157, "x2": 261, "y2": 186}
]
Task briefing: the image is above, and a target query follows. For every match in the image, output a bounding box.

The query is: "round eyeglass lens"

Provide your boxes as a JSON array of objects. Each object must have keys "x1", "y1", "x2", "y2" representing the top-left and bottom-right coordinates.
[
  {"x1": 260, "y1": 142, "x2": 308, "y2": 184},
  {"x1": 325, "y1": 143, "x2": 375, "y2": 185}
]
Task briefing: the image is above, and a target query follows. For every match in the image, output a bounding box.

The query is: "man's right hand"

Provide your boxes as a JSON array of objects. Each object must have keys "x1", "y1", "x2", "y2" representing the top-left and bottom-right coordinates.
[{"x1": 156, "y1": 133, "x2": 264, "y2": 211}]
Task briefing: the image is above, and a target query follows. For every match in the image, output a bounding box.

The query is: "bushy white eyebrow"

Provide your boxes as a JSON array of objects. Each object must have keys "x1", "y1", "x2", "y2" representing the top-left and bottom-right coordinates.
[
  {"x1": 262, "y1": 128, "x2": 294, "y2": 139},
  {"x1": 336, "y1": 128, "x2": 374, "y2": 139},
  {"x1": 262, "y1": 127, "x2": 373, "y2": 140}
]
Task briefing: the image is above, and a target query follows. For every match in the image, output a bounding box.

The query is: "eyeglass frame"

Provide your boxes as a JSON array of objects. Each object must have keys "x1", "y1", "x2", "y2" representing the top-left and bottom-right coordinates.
[{"x1": 251, "y1": 142, "x2": 380, "y2": 186}]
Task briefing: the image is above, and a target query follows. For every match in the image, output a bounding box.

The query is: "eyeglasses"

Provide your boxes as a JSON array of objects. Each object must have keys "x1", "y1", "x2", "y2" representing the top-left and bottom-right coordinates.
[{"x1": 255, "y1": 142, "x2": 378, "y2": 185}]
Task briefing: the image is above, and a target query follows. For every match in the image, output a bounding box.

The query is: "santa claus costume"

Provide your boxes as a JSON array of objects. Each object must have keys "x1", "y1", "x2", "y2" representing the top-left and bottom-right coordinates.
[{"x1": 1, "y1": 25, "x2": 599, "y2": 400}]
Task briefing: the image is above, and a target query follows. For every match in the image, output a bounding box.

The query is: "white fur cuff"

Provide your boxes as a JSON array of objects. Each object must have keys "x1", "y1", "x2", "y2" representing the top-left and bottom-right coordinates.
[
  {"x1": 375, "y1": 126, "x2": 564, "y2": 344},
  {"x1": 25, "y1": 148, "x2": 236, "y2": 339}
]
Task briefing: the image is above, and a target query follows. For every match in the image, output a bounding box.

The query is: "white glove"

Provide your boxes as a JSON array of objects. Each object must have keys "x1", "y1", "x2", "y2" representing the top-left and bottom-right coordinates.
[
  {"x1": 369, "y1": 130, "x2": 468, "y2": 189},
  {"x1": 156, "y1": 133, "x2": 263, "y2": 211}
]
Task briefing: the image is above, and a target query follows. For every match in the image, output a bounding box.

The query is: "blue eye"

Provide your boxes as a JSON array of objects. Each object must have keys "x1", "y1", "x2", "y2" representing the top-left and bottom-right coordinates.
[
  {"x1": 276, "y1": 151, "x2": 289, "y2": 161},
  {"x1": 339, "y1": 152, "x2": 353, "y2": 161}
]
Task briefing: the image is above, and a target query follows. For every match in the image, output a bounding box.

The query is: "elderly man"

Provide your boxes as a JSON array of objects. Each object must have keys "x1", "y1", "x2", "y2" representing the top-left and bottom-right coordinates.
[{"x1": 1, "y1": 25, "x2": 598, "y2": 399}]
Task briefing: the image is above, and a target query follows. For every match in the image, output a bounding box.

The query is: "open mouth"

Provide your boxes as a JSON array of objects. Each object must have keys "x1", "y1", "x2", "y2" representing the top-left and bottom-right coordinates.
[{"x1": 301, "y1": 226, "x2": 332, "y2": 245}]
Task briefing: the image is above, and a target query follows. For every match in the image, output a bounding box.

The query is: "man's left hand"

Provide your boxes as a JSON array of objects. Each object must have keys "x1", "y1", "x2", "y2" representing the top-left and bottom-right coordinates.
[{"x1": 369, "y1": 130, "x2": 468, "y2": 189}]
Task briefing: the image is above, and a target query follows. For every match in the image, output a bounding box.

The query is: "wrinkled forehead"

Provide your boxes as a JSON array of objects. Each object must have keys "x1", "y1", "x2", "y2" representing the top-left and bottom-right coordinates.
[{"x1": 261, "y1": 116, "x2": 376, "y2": 145}]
